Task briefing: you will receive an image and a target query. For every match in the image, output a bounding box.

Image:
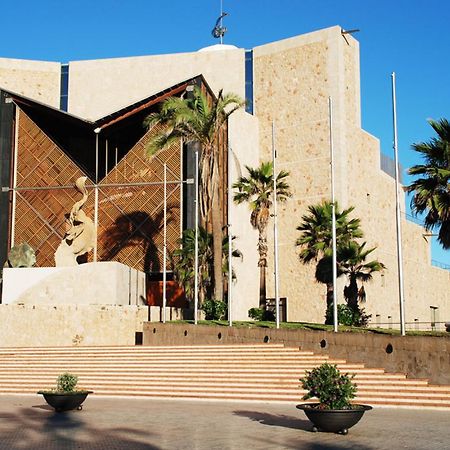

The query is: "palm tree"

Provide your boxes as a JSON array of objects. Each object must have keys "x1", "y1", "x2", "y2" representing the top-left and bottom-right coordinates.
[
  {"x1": 171, "y1": 228, "x2": 242, "y2": 305},
  {"x1": 295, "y1": 201, "x2": 363, "y2": 323},
  {"x1": 144, "y1": 86, "x2": 245, "y2": 301},
  {"x1": 405, "y1": 118, "x2": 450, "y2": 249},
  {"x1": 171, "y1": 227, "x2": 212, "y2": 304},
  {"x1": 339, "y1": 241, "x2": 385, "y2": 321},
  {"x1": 233, "y1": 161, "x2": 291, "y2": 306}
]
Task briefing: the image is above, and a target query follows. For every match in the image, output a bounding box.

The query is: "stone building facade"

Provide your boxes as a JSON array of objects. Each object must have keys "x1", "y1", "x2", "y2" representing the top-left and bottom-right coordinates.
[{"x1": 0, "y1": 26, "x2": 448, "y2": 328}]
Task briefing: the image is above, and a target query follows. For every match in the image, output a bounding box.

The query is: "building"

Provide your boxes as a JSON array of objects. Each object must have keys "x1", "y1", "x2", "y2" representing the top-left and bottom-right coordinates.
[{"x1": 1, "y1": 25, "x2": 448, "y2": 328}]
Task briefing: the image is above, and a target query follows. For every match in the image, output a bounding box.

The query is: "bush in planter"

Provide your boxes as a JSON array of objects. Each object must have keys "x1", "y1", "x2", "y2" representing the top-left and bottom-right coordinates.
[
  {"x1": 38, "y1": 373, "x2": 92, "y2": 412},
  {"x1": 300, "y1": 363, "x2": 357, "y2": 409},
  {"x1": 57, "y1": 373, "x2": 79, "y2": 393}
]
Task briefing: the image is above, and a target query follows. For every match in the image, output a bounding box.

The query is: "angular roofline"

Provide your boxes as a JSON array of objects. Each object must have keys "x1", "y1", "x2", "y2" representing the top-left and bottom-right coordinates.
[{"x1": 1, "y1": 74, "x2": 215, "y2": 131}]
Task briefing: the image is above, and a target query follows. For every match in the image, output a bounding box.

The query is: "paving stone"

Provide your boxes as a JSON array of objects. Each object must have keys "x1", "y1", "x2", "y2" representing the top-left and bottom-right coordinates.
[{"x1": 0, "y1": 395, "x2": 448, "y2": 449}]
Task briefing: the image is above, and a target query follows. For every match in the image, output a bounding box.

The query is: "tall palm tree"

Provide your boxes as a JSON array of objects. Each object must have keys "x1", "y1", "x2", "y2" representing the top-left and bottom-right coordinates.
[
  {"x1": 339, "y1": 241, "x2": 385, "y2": 318},
  {"x1": 295, "y1": 201, "x2": 363, "y2": 323},
  {"x1": 144, "y1": 86, "x2": 245, "y2": 301},
  {"x1": 233, "y1": 161, "x2": 291, "y2": 306},
  {"x1": 405, "y1": 118, "x2": 450, "y2": 249}
]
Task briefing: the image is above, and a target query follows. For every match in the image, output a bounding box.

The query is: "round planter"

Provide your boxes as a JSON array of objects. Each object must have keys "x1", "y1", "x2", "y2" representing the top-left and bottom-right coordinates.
[
  {"x1": 296, "y1": 403, "x2": 372, "y2": 434},
  {"x1": 38, "y1": 391, "x2": 93, "y2": 412}
]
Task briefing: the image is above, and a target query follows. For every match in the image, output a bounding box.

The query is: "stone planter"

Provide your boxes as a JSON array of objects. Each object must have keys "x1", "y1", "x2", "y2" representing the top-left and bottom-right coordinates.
[
  {"x1": 296, "y1": 403, "x2": 372, "y2": 434},
  {"x1": 38, "y1": 391, "x2": 93, "y2": 412}
]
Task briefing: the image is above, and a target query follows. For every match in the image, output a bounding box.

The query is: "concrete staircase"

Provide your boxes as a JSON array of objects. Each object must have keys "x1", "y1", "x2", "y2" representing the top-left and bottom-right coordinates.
[{"x1": 0, "y1": 344, "x2": 449, "y2": 408}]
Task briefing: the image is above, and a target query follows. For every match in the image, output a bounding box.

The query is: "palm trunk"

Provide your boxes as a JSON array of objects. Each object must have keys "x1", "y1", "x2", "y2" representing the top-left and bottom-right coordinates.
[
  {"x1": 346, "y1": 276, "x2": 359, "y2": 315},
  {"x1": 325, "y1": 282, "x2": 334, "y2": 325},
  {"x1": 258, "y1": 227, "x2": 268, "y2": 307},
  {"x1": 211, "y1": 166, "x2": 224, "y2": 302}
]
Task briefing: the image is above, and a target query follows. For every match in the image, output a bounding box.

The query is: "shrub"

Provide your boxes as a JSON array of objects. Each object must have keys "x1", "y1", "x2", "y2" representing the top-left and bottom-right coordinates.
[
  {"x1": 248, "y1": 307, "x2": 265, "y2": 321},
  {"x1": 325, "y1": 304, "x2": 371, "y2": 327},
  {"x1": 300, "y1": 363, "x2": 357, "y2": 409},
  {"x1": 57, "y1": 373, "x2": 79, "y2": 393},
  {"x1": 248, "y1": 307, "x2": 276, "y2": 321},
  {"x1": 201, "y1": 299, "x2": 227, "y2": 320}
]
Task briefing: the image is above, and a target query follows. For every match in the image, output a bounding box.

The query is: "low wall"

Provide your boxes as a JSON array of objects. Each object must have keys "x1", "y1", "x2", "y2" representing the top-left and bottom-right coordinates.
[
  {"x1": 2, "y1": 262, "x2": 146, "y2": 306},
  {"x1": 0, "y1": 304, "x2": 148, "y2": 347},
  {"x1": 143, "y1": 323, "x2": 450, "y2": 385}
]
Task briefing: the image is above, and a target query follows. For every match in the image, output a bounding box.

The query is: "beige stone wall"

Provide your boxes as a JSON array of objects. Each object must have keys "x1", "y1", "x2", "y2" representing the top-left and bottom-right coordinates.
[
  {"x1": 68, "y1": 48, "x2": 246, "y2": 120},
  {"x1": 0, "y1": 304, "x2": 147, "y2": 347},
  {"x1": 0, "y1": 58, "x2": 60, "y2": 107},
  {"x1": 253, "y1": 26, "x2": 450, "y2": 327},
  {"x1": 228, "y1": 111, "x2": 260, "y2": 319}
]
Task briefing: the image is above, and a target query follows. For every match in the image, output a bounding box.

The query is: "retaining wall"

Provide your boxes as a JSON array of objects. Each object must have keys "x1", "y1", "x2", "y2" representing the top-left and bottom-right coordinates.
[{"x1": 143, "y1": 323, "x2": 450, "y2": 385}]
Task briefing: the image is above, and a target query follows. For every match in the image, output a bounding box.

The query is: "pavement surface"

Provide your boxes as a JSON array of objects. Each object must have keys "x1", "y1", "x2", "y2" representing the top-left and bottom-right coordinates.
[{"x1": 0, "y1": 395, "x2": 448, "y2": 449}]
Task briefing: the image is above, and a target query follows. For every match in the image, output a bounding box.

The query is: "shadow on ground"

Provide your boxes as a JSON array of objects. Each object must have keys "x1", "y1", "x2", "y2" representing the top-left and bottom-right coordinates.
[
  {"x1": 0, "y1": 404, "x2": 159, "y2": 450},
  {"x1": 233, "y1": 409, "x2": 311, "y2": 431}
]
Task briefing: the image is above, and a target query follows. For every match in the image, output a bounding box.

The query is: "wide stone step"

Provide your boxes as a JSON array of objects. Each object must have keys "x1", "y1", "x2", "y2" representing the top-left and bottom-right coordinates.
[
  {"x1": 3, "y1": 379, "x2": 449, "y2": 397},
  {"x1": 0, "y1": 344, "x2": 448, "y2": 409}
]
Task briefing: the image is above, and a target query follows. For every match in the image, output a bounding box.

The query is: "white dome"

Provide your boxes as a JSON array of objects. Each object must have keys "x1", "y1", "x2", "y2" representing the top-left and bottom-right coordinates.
[{"x1": 197, "y1": 43, "x2": 239, "y2": 52}]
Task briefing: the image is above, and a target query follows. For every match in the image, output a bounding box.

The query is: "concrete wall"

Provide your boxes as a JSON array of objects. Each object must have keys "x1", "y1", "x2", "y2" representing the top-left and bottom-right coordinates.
[
  {"x1": 68, "y1": 47, "x2": 246, "y2": 120},
  {"x1": 0, "y1": 304, "x2": 147, "y2": 347},
  {"x1": 228, "y1": 111, "x2": 260, "y2": 319},
  {"x1": 143, "y1": 323, "x2": 450, "y2": 385},
  {"x1": 0, "y1": 58, "x2": 60, "y2": 107},
  {"x1": 2, "y1": 262, "x2": 146, "y2": 306}
]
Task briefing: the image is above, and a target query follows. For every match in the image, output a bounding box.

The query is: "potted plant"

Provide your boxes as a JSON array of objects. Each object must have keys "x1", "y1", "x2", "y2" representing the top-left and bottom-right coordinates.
[
  {"x1": 38, "y1": 373, "x2": 93, "y2": 412},
  {"x1": 297, "y1": 363, "x2": 372, "y2": 434}
]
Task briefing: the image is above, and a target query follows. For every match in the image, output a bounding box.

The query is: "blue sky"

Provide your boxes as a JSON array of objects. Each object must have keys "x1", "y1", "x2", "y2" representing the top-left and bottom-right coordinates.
[{"x1": 1, "y1": 0, "x2": 449, "y2": 264}]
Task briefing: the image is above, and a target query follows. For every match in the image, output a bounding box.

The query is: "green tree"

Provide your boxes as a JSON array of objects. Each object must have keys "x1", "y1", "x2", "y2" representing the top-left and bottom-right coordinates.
[
  {"x1": 295, "y1": 201, "x2": 363, "y2": 323},
  {"x1": 339, "y1": 241, "x2": 385, "y2": 324},
  {"x1": 171, "y1": 228, "x2": 242, "y2": 305},
  {"x1": 405, "y1": 118, "x2": 450, "y2": 249},
  {"x1": 233, "y1": 161, "x2": 291, "y2": 306},
  {"x1": 144, "y1": 86, "x2": 245, "y2": 301},
  {"x1": 171, "y1": 227, "x2": 212, "y2": 304}
]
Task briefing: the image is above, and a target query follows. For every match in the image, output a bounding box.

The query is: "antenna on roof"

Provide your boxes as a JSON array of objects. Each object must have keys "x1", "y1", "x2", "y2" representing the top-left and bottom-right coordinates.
[
  {"x1": 341, "y1": 28, "x2": 360, "y2": 45},
  {"x1": 212, "y1": 0, "x2": 228, "y2": 44}
]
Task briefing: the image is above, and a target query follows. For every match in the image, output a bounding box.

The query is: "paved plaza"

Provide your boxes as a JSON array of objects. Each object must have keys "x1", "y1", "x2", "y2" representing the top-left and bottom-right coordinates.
[{"x1": 0, "y1": 395, "x2": 448, "y2": 449}]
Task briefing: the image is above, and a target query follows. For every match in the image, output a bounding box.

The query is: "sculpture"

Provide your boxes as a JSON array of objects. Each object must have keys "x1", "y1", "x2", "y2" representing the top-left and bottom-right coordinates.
[
  {"x1": 54, "y1": 177, "x2": 95, "y2": 266},
  {"x1": 3, "y1": 242, "x2": 36, "y2": 268}
]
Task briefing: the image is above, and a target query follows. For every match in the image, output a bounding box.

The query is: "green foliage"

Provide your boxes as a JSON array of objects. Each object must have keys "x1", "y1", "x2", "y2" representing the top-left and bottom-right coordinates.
[
  {"x1": 325, "y1": 304, "x2": 371, "y2": 327},
  {"x1": 405, "y1": 118, "x2": 450, "y2": 249},
  {"x1": 296, "y1": 202, "x2": 385, "y2": 326},
  {"x1": 171, "y1": 228, "x2": 241, "y2": 304},
  {"x1": 248, "y1": 307, "x2": 275, "y2": 321},
  {"x1": 300, "y1": 363, "x2": 357, "y2": 409},
  {"x1": 56, "y1": 373, "x2": 78, "y2": 393},
  {"x1": 172, "y1": 227, "x2": 213, "y2": 303},
  {"x1": 201, "y1": 299, "x2": 228, "y2": 320},
  {"x1": 144, "y1": 86, "x2": 244, "y2": 302}
]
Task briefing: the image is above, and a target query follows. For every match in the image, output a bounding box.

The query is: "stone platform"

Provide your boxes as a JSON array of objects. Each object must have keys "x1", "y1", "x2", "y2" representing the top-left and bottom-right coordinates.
[
  {"x1": 0, "y1": 262, "x2": 148, "y2": 347},
  {"x1": 2, "y1": 261, "x2": 146, "y2": 306}
]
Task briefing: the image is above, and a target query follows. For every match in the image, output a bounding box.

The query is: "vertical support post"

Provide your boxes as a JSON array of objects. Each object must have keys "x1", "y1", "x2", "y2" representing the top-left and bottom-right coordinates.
[
  {"x1": 391, "y1": 72, "x2": 406, "y2": 336},
  {"x1": 329, "y1": 97, "x2": 338, "y2": 333},
  {"x1": 93, "y1": 128, "x2": 101, "y2": 262},
  {"x1": 194, "y1": 149, "x2": 199, "y2": 324},
  {"x1": 162, "y1": 163, "x2": 167, "y2": 323},
  {"x1": 105, "y1": 139, "x2": 108, "y2": 178},
  {"x1": 228, "y1": 145, "x2": 233, "y2": 327},
  {"x1": 272, "y1": 122, "x2": 280, "y2": 330},
  {"x1": 10, "y1": 106, "x2": 20, "y2": 248}
]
